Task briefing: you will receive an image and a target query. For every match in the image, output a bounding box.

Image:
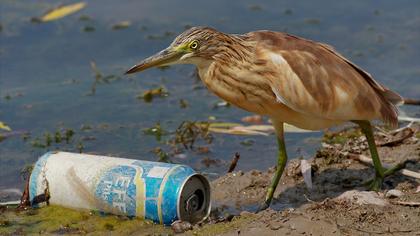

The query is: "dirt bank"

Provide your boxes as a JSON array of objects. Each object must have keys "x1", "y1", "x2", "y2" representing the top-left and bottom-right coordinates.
[
  {"x1": 198, "y1": 124, "x2": 420, "y2": 235},
  {"x1": 1, "y1": 124, "x2": 419, "y2": 235}
]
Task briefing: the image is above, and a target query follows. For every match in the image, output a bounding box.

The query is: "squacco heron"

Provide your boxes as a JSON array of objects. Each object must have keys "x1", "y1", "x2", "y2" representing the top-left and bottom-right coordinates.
[{"x1": 126, "y1": 27, "x2": 403, "y2": 211}]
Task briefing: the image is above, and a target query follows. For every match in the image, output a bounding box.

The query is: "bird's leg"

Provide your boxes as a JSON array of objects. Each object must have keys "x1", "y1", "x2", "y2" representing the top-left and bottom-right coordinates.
[
  {"x1": 355, "y1": 121, "x2": 406, "y2": 190},
  {"x1": 257, "y1": 121, "x2": 288, "y2": 212},
  {"x1": 356, "y1": 120, "x2": 384, "y2": 191}
]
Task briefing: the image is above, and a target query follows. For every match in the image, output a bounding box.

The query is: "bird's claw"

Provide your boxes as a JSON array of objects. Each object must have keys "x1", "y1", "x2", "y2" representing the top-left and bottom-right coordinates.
[
  {"x1": 364, "y1": 162, "x2": 407, "y2": 191},
  {"x1": 364, "y1": 177, "x2": 383, "y2": 191}
]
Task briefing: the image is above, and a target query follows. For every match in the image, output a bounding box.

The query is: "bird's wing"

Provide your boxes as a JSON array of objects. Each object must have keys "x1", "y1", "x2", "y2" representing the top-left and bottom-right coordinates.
[{"x1": 248, "y1": 31, "x2": 400, "y2": 125}]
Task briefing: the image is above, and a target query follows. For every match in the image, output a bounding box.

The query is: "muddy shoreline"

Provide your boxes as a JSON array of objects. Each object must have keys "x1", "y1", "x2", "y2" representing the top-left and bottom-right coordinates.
[{"x1": 1, "y1": 124, "x2": 419, "y2": 235}]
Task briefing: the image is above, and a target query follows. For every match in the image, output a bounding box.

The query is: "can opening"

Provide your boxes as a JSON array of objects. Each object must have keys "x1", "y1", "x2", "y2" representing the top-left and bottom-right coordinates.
[
  {"x1": 186, "y1": 189, "x2": 204, "y2": 214},
  {"x1": 178, "y1": 174, "x2": 210, "y2": 224}
]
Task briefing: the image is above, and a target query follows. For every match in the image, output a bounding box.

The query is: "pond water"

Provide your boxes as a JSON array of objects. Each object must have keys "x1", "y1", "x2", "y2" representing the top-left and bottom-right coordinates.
[{"x1": 0, "y1": 0, "x2": 419, "y2": 190}]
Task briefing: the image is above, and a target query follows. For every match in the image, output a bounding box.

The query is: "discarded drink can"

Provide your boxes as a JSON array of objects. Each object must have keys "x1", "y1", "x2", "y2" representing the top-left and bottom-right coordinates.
[{"x1": 29, "y1": 151, "x2": 211, "y2": 225}]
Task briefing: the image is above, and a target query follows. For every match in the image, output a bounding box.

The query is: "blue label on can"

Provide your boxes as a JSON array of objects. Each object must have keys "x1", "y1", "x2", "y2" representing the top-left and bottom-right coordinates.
[
  {"x1": 94, "y1": 160, "x2": 199, "y2": 225},
  {"x1": 95, "y1": 165, "x2": 137, "y2": 216}
]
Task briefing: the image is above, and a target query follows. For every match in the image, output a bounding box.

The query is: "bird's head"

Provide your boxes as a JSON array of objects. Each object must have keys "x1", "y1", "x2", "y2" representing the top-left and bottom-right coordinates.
[{"x1": 126, "y1": 26, "x2": 234, "y2": 74}]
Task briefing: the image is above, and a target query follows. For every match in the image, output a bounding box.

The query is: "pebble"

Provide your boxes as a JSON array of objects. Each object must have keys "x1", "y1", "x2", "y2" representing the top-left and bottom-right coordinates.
[
  {"x1": 385, "y1": 189, "x2": 404, "y2": 198},
  {"x1": 336, "y1": 190, "x2": 388, "y2": 206},
  {"x1": 269, "y1": 221, "x2": 283, "y2": 230},
  {"x1": 171, "y1": 220, "x2": 193, "y2": 234}
]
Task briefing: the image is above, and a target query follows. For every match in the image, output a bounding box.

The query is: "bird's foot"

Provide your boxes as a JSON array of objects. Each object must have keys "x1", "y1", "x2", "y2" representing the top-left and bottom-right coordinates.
[
  {"x1": 255, "y1": 201, "x2": 270, "y2": 213},
  {"x1": 383, "y1": 162, "x2": 406, "y2": 176},
  {"x1": 364, "y1": 176, "x2": 383, "y2": 191},
  {"x1": 364, "y1": 162, "x2": 407, "y2": 191}
]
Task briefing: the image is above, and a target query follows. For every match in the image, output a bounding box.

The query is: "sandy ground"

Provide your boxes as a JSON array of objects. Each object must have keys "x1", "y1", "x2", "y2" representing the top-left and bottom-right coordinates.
[{"x1": 1, "y1": 124, "x2": 419, "y2": 235}]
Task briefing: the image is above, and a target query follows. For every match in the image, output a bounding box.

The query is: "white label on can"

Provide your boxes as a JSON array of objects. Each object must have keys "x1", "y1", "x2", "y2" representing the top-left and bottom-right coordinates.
[{"x1": 147, "y1": 166, "x2": 170, "y2": 178}]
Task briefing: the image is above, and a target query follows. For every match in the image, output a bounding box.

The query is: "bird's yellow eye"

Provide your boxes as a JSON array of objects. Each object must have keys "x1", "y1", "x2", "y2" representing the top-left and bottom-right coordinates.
[{"x1": 189, "y1": 41, "x2": 199, "y2": 50}]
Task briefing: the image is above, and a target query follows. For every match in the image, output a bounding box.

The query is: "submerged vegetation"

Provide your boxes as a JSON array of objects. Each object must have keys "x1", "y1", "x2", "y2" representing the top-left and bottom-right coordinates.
[
  {"x1": 139, "y1": 86, "x2": 169, "y2": 103},
  {"x1": 323, "y1": 128, "x2": 363, "y2": 145},
  {"x1": 143, "y1": 121, "x2": 213, "y2": 162},
  {"x1": 88, "y1": 61, "x2": 121, "y2": 96},
  {"x1": 143, "y1": 122, "x2": 167, "y2": 141},
  {"x1": 171, "y1": 121, "x2": 213, "y2": 149}
]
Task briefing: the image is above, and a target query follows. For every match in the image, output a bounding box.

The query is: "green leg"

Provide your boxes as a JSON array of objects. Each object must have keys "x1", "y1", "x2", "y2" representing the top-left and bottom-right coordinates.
[
  {"x1": 356, "y1": 120, "x2": 385, "y2": 191},
  {"x1": 258, "y1": 122, "x2": 288, "y2": 212},
  {"x1": 356, "y1": 120, "x2": 405, "y2": 191}
]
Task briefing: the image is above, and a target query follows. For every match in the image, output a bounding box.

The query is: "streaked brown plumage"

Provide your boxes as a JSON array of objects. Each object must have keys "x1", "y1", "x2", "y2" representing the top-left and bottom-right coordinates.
[
  {"x1": 126, "y1": 26, "x2": 404, "y2": 210},
  {"x1": 168, "y1": 27, "x2": 402, "y2": 130}
]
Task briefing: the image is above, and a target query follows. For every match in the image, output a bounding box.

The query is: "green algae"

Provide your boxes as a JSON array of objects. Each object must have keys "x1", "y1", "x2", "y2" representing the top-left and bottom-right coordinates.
[
  {"x1": 323, "y1": 128, "x2": 363, "y2": 145},
  {"x1": 0, "y1": 205, "x2": 171, "y2": 235},
  {"x1": 0, "y1": 205, "x2": 259, "y2": 236}
]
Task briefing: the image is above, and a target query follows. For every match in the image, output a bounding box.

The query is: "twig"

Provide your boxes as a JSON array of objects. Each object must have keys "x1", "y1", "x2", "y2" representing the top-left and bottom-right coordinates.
[
  {"x1": 377, "y1": 128, "x2": 414, "y2": 147},
  {"x1": 398, "y1": 116, "x2": 420, "y2": 123},
  {"x1": 400, "y1": 169, "x2": 420, "y2": 179},
  {"x1": 303, "y1": 194, "x2": 315, "y2": 203},
  {"x1": 391, "y1": 200, "x2": 420, "y2": 207},
  {"x1": 404, "y1": 98, "x2": 420, "y2": 106},
  {"x1": 0, "y1": 200, "x2": 20, "y2": 206},
  {"x1": 17, "y1": 170, "x2": 31, "y2": 210},
  {"x1": 389, "y1": 122, "x2": 414, "y2": 134},
  {"x1": 347, "y1": 153, "x2": 420, "y2": 179},
  {"x1": 227, "y1": 152, "x2": 240, "y2": 173}
]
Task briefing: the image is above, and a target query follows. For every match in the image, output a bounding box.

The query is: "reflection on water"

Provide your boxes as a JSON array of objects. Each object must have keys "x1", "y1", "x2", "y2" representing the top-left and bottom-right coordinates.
[{"x1": 0, "y1": 0, "x2": 419, "y2": 189}]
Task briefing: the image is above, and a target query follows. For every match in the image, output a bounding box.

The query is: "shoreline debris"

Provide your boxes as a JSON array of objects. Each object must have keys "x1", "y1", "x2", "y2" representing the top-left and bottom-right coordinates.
[
  {"x1": 300, "y1": 159, "x2": 313, "y2": 189},
  {"x1": 347, "y1": 153, "x2": 420, "y2": 180},
  {"x1": 227, "y1": 152, "x2": 240, "y2": 173}
]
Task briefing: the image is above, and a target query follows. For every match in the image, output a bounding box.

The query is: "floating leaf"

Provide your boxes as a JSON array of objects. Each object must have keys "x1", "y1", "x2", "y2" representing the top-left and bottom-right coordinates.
[
  {"x1": 83, "y1": 25, "x2": 95, "y2": 32},
  {"x1": 111, "y1": 21, "x2": 131, "y2": 30},
  {"x1": 0, "y1": 122, "x2": 11, "y2": 131},
  {"x1": 39, "y1": 2, "x2": 86, "y2": 22},
  {"x1": 213, "y1": 101, "x2": 230, "y2": 108},
  {"x1": 138, "y1": 86, "x2": 169, "y2": 103}
]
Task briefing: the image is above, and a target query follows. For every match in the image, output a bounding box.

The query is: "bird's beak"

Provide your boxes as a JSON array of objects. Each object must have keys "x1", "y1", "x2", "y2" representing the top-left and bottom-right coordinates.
[{"x1": 125, "y1": 47, "x2": 183, "y2": 74}]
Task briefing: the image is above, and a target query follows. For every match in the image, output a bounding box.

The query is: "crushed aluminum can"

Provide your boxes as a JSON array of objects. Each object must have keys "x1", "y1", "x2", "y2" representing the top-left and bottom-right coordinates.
[{"x1": 29, "y1": 151, "x2": 211, "y2": 225}]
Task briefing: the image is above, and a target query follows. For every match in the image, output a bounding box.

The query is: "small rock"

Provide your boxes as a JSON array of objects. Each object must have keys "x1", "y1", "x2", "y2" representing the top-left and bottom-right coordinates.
[
  {"x1": 336, "y1": 190, "x2": 388, "y2": 206},
  {"x1": 232, "y1": 171, "x2": 244, "y2": 177},
  {"x1": 385, "y1": 189, "x2": 404, "y2": 198},
  {"x1": 269, "y1": 221, "x2": 283, "y2": 230},
  {"x1": 171, "y1": 220, "x2": 193, "y2": 234}
]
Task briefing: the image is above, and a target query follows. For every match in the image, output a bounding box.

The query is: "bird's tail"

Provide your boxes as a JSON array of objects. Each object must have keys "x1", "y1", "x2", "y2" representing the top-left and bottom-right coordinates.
[
  {"x1": 378, "y1": 88, "x2": 403, "y2": 128},
  {"x1": 382, "y1": 89, "x2": 404, "y2": 106}
]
